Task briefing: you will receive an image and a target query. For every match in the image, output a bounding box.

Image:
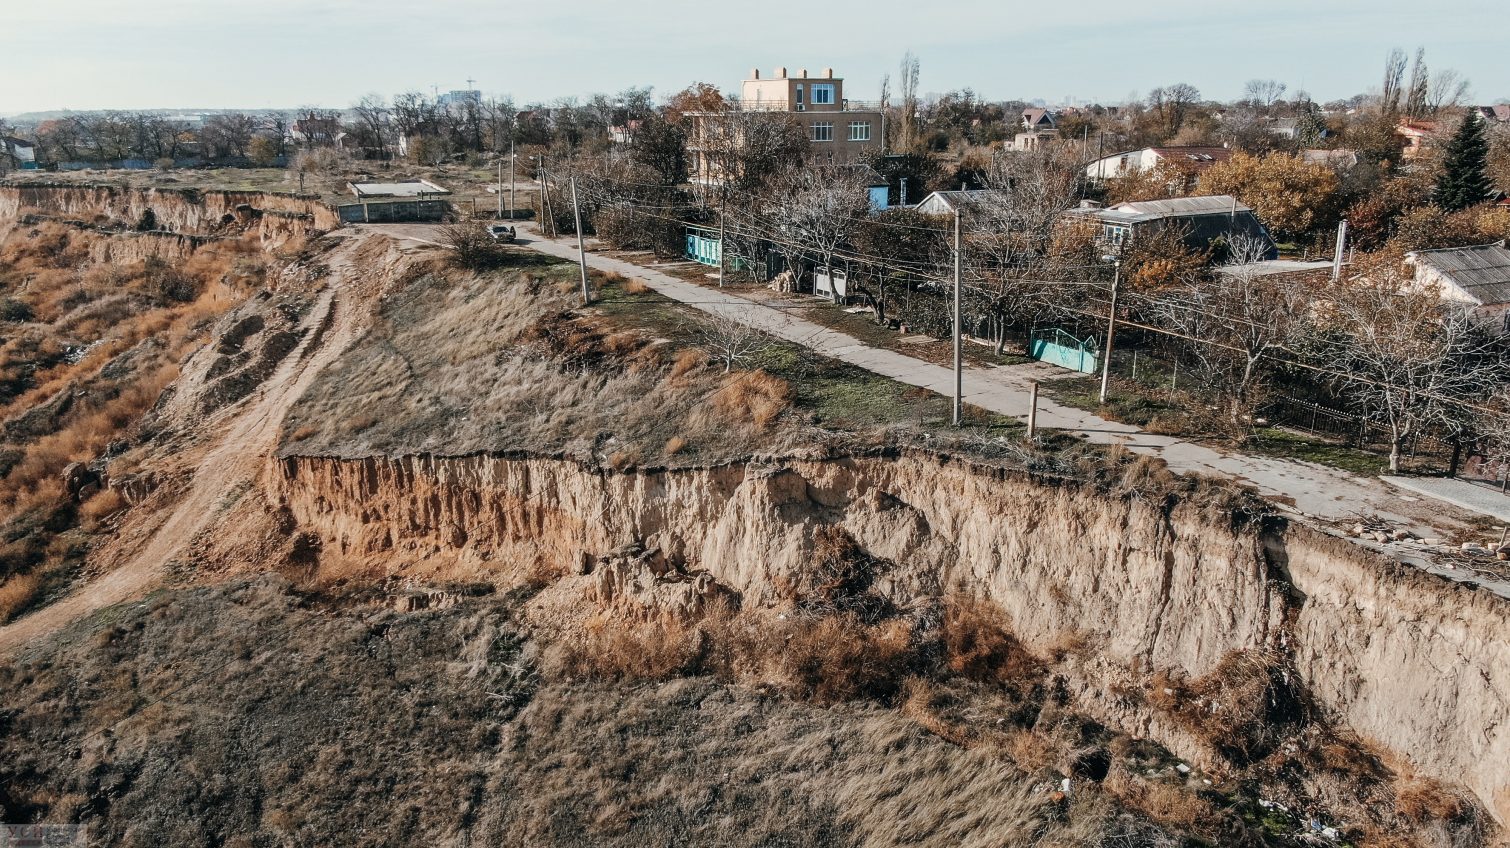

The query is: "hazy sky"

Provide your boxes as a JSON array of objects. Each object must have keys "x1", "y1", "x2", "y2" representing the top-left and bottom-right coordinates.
[{"x1": 3, "y1": 0, "x2": 1506, "y2": 116}]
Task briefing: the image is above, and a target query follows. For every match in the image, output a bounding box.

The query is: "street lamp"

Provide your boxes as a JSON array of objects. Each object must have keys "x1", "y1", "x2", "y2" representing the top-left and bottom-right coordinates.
[{"x1": 1098, "y1": 253, "x2": 1122, "y2": 406}]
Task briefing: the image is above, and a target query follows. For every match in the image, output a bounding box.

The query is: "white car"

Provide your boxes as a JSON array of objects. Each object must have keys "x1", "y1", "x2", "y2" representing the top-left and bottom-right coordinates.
[{"x1": 486, "y1": 223, "x2": 516, "y2": 243}]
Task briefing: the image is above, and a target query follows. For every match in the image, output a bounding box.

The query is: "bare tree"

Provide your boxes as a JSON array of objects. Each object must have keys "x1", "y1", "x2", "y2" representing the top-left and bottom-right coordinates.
[
  {"x1": 1331, "y1": 268, "x2": 1507, "y2": 472},
  {"x1": 963, "y1": 142, "x2": 1088, "y2": 349},
  {"x1": 1243, "y1": 79, "x2": 1288, "y2": 109},
  {"x1": 1380, "y1": 47, "x2": 1408, "y2": 117},
  {"x1": 1151, "y1": 235, "x2": 1307, "y2": 428},
  {"x1": 351, "y1": 94, "x2": 391, "y2": 158},
  {"x1": 1427, "y1": 69, "x2": 1472, "y2": 116},
  {"x1": 771, "y1": 166, "x2": 871, "y2": 303},
  {"x1": 698, "y1": 313, "x2": 773, "y2": 373},
  {"x1": 1405, "y1": 47, "x2": 1431, "y2": 120},
  {"x1": 898, "y1": 52, "x2": 921, "y2": 152}
]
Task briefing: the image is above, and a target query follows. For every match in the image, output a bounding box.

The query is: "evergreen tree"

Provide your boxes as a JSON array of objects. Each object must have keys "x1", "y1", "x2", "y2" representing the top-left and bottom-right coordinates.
[{"x1": 1435, "y1": 113, "x2": 1493, "y2": 211}]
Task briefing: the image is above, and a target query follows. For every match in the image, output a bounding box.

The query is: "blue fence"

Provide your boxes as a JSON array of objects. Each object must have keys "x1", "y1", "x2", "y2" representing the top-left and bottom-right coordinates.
[
  {"x1": 1030, "y1": 328, "x2": 1100, "y2": 374},
  {"x1": 686, "y1": 227, "x2": 721, "y2": 267}
]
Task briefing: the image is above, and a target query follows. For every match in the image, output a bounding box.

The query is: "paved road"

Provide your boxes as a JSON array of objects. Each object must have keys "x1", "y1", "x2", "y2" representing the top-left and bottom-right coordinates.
[{"x1": 362, "y1": 223, "x2": 1477, "y2": 536}]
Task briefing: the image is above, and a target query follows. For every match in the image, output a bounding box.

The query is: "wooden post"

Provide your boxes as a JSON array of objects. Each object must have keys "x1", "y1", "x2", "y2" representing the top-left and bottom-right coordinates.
[{"x1": 1027, "y1": 380, "x2": 1040, "y2": 440}]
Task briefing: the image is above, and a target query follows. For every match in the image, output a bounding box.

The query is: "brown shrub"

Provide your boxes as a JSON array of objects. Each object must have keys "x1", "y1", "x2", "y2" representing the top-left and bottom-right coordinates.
[
  {"x1": 622, "y1": 277, "x2": 651, "y2": 295},
  {"x1": 1152, "y1": 649, "x2": 1291, "y2": 764},
  {"x1": 607, "y1": 448, "x2": 643, "y2": 470},
  {"x1": 669, "y1": 347, "x2": 704, "y2": 378},
  {"x1": 79, "y1": 488, "x2": 128, "y2": 525},
  {"x1": 710, "y1": 370, "x2": 791, "y2": 428},
  {"x1": 663, "y1": 436, "x2": 687, "y2": 456},
  {"x1": 777, "y1": 614, "x2": 915, "y2": 704},
  {"x1": 941, "y1": 596, "x2": 1042, "y2": 685},
  {"x1": 0, "y1": 571, "x2": 44, "y2": 623},
  {"x1": 1396, "y1": 779, "x2": 1470, "y2": 824}
]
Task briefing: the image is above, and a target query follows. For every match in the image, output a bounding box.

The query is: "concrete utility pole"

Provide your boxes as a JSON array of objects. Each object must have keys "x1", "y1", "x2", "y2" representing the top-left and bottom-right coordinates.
[
  {"x1": 509, "y1": 138, "x2": 517, "y2": 218},
  {"x1": 952, "y1": 205, "x2": 963, "y2": 426},
  {"x1": 900, "y1": 177, "x2": 908, "y2": 206},
  {"x1": 570, "y1": 175, "x2": 591, "y2": 305},
  {"x1": 496, "y1": 160, "x2": 504, "y2": 218},
  {"x1": 1098, "y1": 259, "x2": 1122, "y2": 406},
  {"x1": 717, "y1": 194, "x2": 727, "y2": 288},
  {"x1": 1331, "y1": 219, "x2": 1348, "y2": 281}
]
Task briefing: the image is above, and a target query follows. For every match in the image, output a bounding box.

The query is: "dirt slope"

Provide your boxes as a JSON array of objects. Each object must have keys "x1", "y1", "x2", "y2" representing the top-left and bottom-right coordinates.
[{"x1": 0, "y1": 232, "x2": 371, "y2": 653}]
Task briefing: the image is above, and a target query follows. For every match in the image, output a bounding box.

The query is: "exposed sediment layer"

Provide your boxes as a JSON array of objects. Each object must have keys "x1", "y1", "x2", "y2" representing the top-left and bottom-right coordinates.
[
  {"x1": 0, "y1": 184, "x2": 338, "y2": 247},
  {"x1": 275, "y1": 450, "x2": 1510, "y2": 823}
]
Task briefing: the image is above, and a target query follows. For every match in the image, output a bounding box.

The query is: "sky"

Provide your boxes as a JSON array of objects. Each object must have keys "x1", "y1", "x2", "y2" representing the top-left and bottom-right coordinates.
[{"x1": 2, "y1": 0, "x2": 1506, "y2": 116}]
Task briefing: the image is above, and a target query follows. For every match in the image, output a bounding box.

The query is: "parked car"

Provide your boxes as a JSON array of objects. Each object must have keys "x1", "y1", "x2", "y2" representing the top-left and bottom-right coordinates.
[{"x1": 487, "y1": 223, "x2": 516, "y2": 243}]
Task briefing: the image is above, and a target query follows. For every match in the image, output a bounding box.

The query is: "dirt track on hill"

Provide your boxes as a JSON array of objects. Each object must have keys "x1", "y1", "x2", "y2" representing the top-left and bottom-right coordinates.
[{"x1": 0, "y1": 233, "x2": 370, "y2": 654}]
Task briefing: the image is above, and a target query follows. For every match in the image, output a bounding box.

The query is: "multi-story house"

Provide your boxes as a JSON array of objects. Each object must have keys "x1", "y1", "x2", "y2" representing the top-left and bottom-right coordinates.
[{"x1": 688, "y1": 66, "x2": 884, "y2": 185}]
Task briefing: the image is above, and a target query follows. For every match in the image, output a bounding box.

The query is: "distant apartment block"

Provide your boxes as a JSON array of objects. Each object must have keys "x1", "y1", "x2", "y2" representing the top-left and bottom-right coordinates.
[{"x1": 688, "y1": 66, "x2": 884, "y2": 185}]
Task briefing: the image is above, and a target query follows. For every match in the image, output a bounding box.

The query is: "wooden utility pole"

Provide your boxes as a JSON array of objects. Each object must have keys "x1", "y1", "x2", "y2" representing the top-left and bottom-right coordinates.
[
  {"x1": 1098, "y1": 259, "x2": 1121, "y2": 406},
  {"x1": 952, "y1": 206, "x2": 963, "y2": 426},
  {"x1": 570, "y1": 175, "x2": 591, "y2": 305}
]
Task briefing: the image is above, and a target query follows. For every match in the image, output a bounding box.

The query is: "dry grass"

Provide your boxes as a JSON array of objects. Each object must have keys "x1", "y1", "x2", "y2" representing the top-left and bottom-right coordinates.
[
  {"x1": 550, "y1": 613, "x2": 703, "y2": 681},
  {"x1": 0, "y1": 570, "x2": 44, "y2": 623},
  {"x1": 662, "y1": 436, "x2": 687, "y2": 456},
  {"x1": 78, "y1": 488, "x2": 128, "y2": 526},
  {"x1": 621, "y1": 276, "x2": 651, "y2": 295},
  {"x1": 710, "y1": 370, "x2": 792, "y2": 428}
]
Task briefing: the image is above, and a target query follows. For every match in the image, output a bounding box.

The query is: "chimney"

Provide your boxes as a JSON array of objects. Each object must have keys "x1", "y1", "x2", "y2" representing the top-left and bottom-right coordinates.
[
  {"x1": 821, "y1": 67, "x2": 834, "y2": 78},
  {"x1": 775, "y1": 66, "x2": 787, "y2": 79},
  {"x1": 751, "y1": 68, "x2": 760, "y2": 79},
  {"x1": 799, "y1": 68, "x2": 809, "y2": 79}
]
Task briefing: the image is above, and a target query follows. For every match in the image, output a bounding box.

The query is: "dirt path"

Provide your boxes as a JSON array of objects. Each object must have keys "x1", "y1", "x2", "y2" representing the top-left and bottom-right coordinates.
[{"x1": 0, "y1": 234, "x2": 370, "y2": 654}]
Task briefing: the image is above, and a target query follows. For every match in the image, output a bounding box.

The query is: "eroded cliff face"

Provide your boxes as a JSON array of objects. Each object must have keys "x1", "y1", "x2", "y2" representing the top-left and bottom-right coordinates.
[
  {"x1": 0, "y1": 184, "x2": 337, "y2": 247},
  {"x1": 274, "y1": 450, "x2": 1510, "y2": 823}
]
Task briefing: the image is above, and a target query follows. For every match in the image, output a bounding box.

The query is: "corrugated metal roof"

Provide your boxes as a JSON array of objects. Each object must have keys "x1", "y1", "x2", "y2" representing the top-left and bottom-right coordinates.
[
  {"x1": 914, "y1": 189, "x2": 1013, "y2": 213},
  {"x1": 1414, "y1": 243, "x2": 1510, "y2": 306},
  {"x1": 1063, "y1": 194, "x2": 1250, "y2": 224}
]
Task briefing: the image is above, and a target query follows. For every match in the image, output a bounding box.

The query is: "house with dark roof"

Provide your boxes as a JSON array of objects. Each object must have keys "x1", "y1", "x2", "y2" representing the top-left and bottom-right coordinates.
[
  {"x1": 1474, "y1": 105, "x2": 1510, "y2": 124},
  {"x1": 913, "y1": 188, "x2": 1014, "y2": 217},
  {"x1": 1020, "y1": 108, "x2": 1055, "y2": 131},
  {"x1": 1059, "y1": 195, "x2": 1277, "y2": 259},
  {"x1": 1405, "y1": 242, "x2": 1510, "y2": 325}
]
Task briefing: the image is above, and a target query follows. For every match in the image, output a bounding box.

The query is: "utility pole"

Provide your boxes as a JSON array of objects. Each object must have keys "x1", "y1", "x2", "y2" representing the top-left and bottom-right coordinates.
[
  {"x1": 570, "y1": 175, "x2": 591, "y2": 305},
  {"x1": 952, "y1": 205, "x2": 963, "y2": 426},
  {"x1": 509, "y1": 138, "x2": 516, "y2": 218},
  {"x1": 900, "y1": 177, "x2": 908, "y2": 206},
  {"x1": 717, "y1": 193, "x2": 727, "y2": 288},
  {"x1": 496, "y1": 160, "x2": 504, "y2": 218},
  {"x1": 539, "y1": 161, "x2": 554, "y2": 237},
  {"x1": 1331, "y1": 218, "x2": 1348, "y2": 281},
  {"x1": 1098, "y1": 259, "x2": 1122, "y2": 406}
]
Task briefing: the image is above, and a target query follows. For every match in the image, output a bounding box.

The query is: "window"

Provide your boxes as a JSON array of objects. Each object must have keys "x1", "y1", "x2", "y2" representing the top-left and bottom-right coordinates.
[
  {"x1": 811, "y1": 84, "x2": 835, "y2": 105},
  {"x1": 812, "y1": 122, "x2": 833, "y2": 142},
  {"x1": 795, "y1": 85, "x2": 803, "y2": 105},
  {"x1": 847, "y1": 121, "x2": 871, "y2": 142}
]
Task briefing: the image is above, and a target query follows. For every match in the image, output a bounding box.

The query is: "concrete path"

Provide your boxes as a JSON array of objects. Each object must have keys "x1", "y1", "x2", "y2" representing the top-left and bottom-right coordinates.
[
  {"x1": 511, "y1": 231, "x2": 1444, "y2": 527},
  {"x1": 361, "y1": 222, "x2": 1476, "y2": 538},
  {"x1": 1384, "y1": 476, "x2": 1510, "y2": 523}
]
